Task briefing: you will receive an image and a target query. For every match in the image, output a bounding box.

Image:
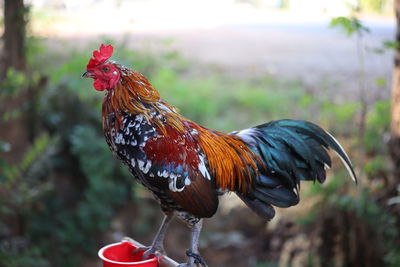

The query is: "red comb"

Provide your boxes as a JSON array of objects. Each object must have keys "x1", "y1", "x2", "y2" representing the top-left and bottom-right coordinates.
[{"x1": 87, "y1": 44, "x2": 114, "y2": 70}]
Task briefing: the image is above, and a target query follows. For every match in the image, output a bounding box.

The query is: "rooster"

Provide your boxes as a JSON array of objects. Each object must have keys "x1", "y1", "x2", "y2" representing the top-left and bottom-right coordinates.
[{"x1": 83, "y1": 44, "x2": 357, "y2": 267}]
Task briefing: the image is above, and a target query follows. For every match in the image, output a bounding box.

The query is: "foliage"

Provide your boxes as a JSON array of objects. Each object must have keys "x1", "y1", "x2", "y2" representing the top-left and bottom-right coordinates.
[
  {"x1": 383, "y1": 41, "x2": 400, "y2": 50},
  {"x1": 360, "y1": 0, "x2": 387, "y2": 13},
  {"x1": 298, "y1": 177, "x2": 400, "y2": 266},
  {"x1": 0, "y1": 38, "x2": 136, "y2": 266},
  {"x1": 336, "y1": 190, "x2": 400, "y2": 266},
  {"x1": 0, "y1": 241, "x2": 50, "y2": 267},
  {"x1": 330, "y1": 16, "x2": 370, "y2": 37},
  {"x1": 0, "y1": 69, "x2": 29, "y2": 122},
  {"x1": 364, "y1": 100, "x2": 390, "y2": 153},
  {"x1": 388, "y1": 185, "x2": 400, "y2": 206}
]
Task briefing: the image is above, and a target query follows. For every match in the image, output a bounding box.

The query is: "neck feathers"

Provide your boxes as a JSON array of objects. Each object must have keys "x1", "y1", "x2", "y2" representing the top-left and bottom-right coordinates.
[
  {"x1": 113, "y1": 71, "x2": 161, "y2": 113},
  {"x1": 104, "y1": 70, "x2": 185, "y2": 134}
]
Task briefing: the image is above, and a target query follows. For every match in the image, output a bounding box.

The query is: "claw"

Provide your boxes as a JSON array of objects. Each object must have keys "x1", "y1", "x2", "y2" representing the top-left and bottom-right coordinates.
[
  {"x1": 132, "y1": 246, "x2": 150, "y2": 256},
  {"x1": 132, "y1": 245, "x2": 164, "y2": 260},
  {"x1": 143, "y1": 246, "x2": 165, "y2": 259},
  {"x1": 132, "y1": 215, "x2": 172, "y2": 260}
]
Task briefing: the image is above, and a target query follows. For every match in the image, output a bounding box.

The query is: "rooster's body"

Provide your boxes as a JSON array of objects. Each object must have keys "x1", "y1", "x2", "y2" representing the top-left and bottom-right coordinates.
[{"x1": 84, "y1": 44, "x2": 356, "y2": 267}]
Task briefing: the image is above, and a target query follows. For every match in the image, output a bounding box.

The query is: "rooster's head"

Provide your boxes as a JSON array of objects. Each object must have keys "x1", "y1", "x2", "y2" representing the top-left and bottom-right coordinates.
[{"x1": 83, "y1": 44, "x2": 120, "y2": 91}]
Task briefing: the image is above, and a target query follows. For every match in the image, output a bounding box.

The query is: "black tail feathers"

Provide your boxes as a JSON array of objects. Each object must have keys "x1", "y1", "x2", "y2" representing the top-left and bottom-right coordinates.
[{"x1": 235, "y1": 119, "x2": 357, "y2": 220}]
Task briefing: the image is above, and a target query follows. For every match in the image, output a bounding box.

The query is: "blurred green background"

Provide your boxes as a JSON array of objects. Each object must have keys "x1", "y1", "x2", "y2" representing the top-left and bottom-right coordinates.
[{"x1": 1, "y1": 0, "x2": 399, "y2": 266}]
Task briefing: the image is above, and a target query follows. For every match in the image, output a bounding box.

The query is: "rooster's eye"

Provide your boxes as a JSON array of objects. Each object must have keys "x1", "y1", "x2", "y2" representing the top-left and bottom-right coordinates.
[{"x1": 103, "y1": 66, "x2": 110, "y2": 72}]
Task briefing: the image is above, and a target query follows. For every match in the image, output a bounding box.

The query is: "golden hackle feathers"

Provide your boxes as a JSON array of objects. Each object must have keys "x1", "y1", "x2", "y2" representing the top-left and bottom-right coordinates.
[{"x1": 104, "y1": 71, "x2": 185, "y2": 134}]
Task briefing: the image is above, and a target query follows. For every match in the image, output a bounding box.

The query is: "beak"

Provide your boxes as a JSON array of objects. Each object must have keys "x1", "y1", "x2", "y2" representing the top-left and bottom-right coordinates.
[{"x1": 82, "y1": 71, "x2": 95, "y2": 78}]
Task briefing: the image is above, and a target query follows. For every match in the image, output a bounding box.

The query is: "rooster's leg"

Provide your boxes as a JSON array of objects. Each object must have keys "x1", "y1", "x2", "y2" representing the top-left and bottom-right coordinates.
[
  {"x1": 178, "y1": 219, "x2": 208, "y2": 267},
  {"x1": 137, "y1": 214, "x2": 173, "y2": 259}
]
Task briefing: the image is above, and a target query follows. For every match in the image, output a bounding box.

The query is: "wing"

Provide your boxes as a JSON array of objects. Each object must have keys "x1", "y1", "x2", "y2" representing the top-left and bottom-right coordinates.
[
  {"x1": 107, "y1": 112, "x2": 219, "y2": 218},
  {"x1": 165, "y1": 169, "x2": 218, "y2": 218},
  {"x1": 141, "y1": 125, "x2": 219, "y2": 218}
]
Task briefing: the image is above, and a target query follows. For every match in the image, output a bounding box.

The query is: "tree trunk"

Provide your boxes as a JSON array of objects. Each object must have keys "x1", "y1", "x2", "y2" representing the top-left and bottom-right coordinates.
[
  {"x1": 1, "y1": 0, "x2": 26, "y2": 77},
  {"x1": 0, "y1": 0, "x2": 29, "y2": 165},
  {"x1": 390, "y1": 0, "x2": 400, "y2": 180}
]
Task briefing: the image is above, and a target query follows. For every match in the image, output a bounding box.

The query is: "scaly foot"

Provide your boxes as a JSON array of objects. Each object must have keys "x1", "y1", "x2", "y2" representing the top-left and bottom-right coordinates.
[{"x1": 177, "y1": 249, "x2": 208, "y2": 267}]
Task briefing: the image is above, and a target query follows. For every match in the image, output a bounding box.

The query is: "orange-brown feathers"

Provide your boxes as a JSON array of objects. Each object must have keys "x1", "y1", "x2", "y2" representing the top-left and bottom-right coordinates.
[{"x1": 195, "y1": 127, "x2": 260, "y2": 192}]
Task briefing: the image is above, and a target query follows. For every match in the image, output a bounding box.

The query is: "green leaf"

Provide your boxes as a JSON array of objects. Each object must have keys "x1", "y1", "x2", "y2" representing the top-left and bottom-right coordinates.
[
  {"x1": 330, "y1": 16, "x2": 370, "y2": 36},
  {"x1": 375, "y1": 77, "x2": 386, "y2": 86},
  {"x1": 383, "y1": 41, "x2": 400, "y2": 50}
]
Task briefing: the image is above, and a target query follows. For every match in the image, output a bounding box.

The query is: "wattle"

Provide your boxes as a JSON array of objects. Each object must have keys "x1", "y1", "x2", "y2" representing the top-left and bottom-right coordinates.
[{"x1": 93, "y1": 79, "x2": 106, "y2": 91}]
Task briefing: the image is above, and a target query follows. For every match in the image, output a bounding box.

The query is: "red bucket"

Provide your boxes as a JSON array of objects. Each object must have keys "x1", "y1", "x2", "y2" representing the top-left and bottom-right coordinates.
[{"x1": 98, "y1": 241, "x2": 158, "y2": 267}]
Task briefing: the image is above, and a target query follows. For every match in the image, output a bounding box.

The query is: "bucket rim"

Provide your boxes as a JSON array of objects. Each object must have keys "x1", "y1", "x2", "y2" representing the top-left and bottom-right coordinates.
[{"x1": 98, "y1": 241, "x2": 157, "y2": 265}]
